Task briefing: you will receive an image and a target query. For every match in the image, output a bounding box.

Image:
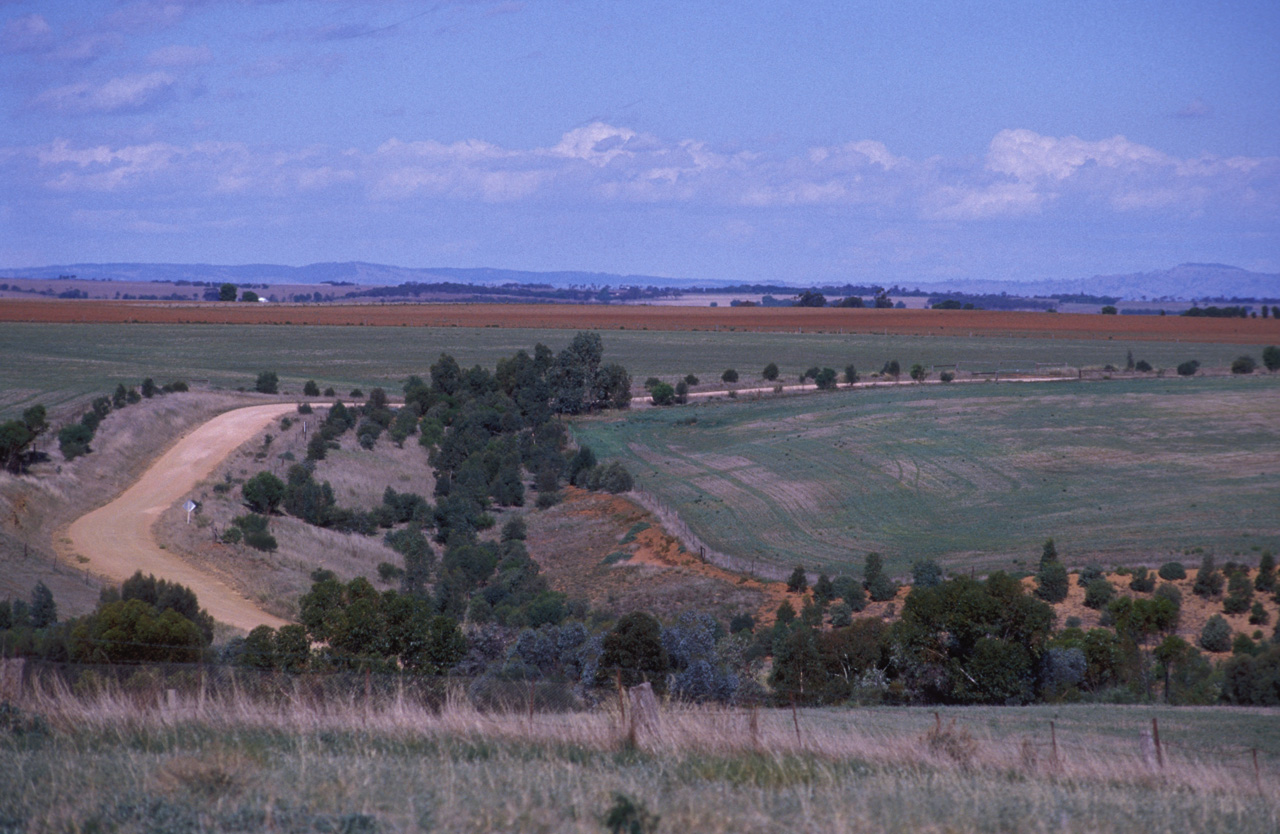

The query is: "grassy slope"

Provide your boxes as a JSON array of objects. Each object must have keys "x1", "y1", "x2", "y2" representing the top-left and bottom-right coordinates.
[
  {"x1": 575, "y1": 376, "x2": 1280, "y2": 577},
  {"x1": 0, "y1": 320, "x2": 1265, "y2": 417}
]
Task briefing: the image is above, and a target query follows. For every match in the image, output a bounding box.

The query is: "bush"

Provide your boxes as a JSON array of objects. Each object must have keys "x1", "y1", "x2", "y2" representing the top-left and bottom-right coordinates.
[
  {"x1": 786, "y1": 565, "x2": 808, "y2": 593},
  {"x1": 303, "y1": 380, "x2": 320, "y2": 396},
  {"x1": 243, "y1": 529, "x2": 278, "y2": 552},
  {"x1": 881, "y1": 360, "x2": 900, "y2": 378},
  {"x1": 814, "y1": 367, "x2": 838, "y2": 389},
  {"x1": 255, "y1": 371, "x2": 279, "y2": 394},
  {"x1": 1223, "y1": 571, "x2": 1253, "y2": 614},
  {"x1": 684, "y1": 374, "x2": 699, "y2": 386},
  {"x1": 912, "y1": 560, "x2": 943, "y2": 588},
  {"x1": 1154, "y1": 582, "x2": 1182, "y2": 609},
  {"x1": 1256, "y1": 552, "x2": 1276, "y2": 592},
  {"x1": 1128, "y1": 568, "x2": 1155, "y2": 593},
  {"x1": 909, "y1": 363, "x2": 928, "y2": 382},
  {"x1": 1158, "y1": 561, "x2": 1186, "y2": 581},
  {"x1": 1263, "y1": 346, "x2": 1280, "y2": 372},
  {"x1": 242, "y1": 471, "x2": 286, "y2": 514},
  {"x1": 1192, "y1": 554, "x2": 1223, "y2": 597},
  {"x1": 721, "y1": 368, "x2": 738, "y2": 384},
  {"x1": 1199, "y1": 614, "x2": 1233, "y2": 652},
  {"x1": 1134, "y1": 360, "x2": 1153, "y2": 372},
  {"x1": 643, "y1": 377, "x2": 661, "y2": 390},
  {"x1": 939, "y1": 371, "x2": 954, "y2": 383},
  {"x1": 1076, "y1": 564, "x2": 1103, "y2": 587},
  {"x1": 844, "y1": 364, "x2": 858, "y2": 384},
  {"x1": 1083, "y1": 577, "x2": 1115, "y2": 610},
  {"x1": 762, "y1": 363, "x2": 779, "y2": 381},
  {"x1": 1176, "y1": 360, "x2": 1200, "y2": 377},
  {"x1": 1231, "y1": 355, "x2": 1257, "y2": 374},
  {"x1": 1035, "y1": 561, "x2": 1069, "y2": 603},
  {"x1": 650, "y1": 382, "x2": 675, "y2": 406},
  {"x1": 58, "y1": 422, "x2": 94, "y2": 460}
]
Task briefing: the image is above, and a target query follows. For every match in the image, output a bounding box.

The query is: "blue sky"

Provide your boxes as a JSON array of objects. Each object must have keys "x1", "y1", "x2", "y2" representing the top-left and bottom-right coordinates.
[{"x1": 2, "y1": 0, "x2": 1277, "y2": 286}]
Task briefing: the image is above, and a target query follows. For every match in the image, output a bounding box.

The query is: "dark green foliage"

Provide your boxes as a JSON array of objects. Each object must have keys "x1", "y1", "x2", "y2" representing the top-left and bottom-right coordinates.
[
  {"x1": 828, "y1": 602, "x2": 853, "y2": 628},
  {"x1": 643, "y1": 377, "x2": 661, "y2": 390},
  {"x1": 1223, "y1": 570, "x2": 1253, "y2": 614},
  {"x1": 908, "y1": 363, "x2": 928, "y2": 383},
  {"x1": 729, "y1": 612, "x2": 755, "y2": 633},
  {"x1": 774, "y1": 599, "x2": 796, "y2": 625},
  {"x1": 1220, "y1": 645, "x2": 1280, "y2": 705},
  {"x1": 1176, "y1": 359, "x2": 1199, "y2": 376},
  {"x1": 911, "y1": 560, "x2": 943, "y2": 588},
  {"x1": 1199, "y1": 614, "x2": 1233, "y2": 652},
  {"x1": 762, "y1": 362, "x2": 779, "y2": 381},
  {"x1": 769, "y1": 627, "x2": 823, "y2": 704},
  {"x1": 501, "y1": 516, "x2": 527, "y2": 542},
  {"x1": 721, "y1": 368, "x2": 738, "y2": 383},
  {"x1": 673, "y1": 380, "x2": 689, "y2": 403},
  {"x1": 1154, "y1": 582, "x2": 1182, "y2": 610},
  {"x1": 1158, "y1": 561, "x2": 1186, "y2": 581},
  {"x1": 254, "y1": 371, "x2": 279, "y2": 394},
  {"x1": 786, "y1": 565, "x2": 807, "y2": 594},
  {"x1": 863, "y1": 552, "x2": 897, "y2": 601},
  {"x1": 140, "y1": 377, "x2": 156, "y2": 398},
  {"x1": 1263, "y1": 345, "x2": 1280, "y2": 372},
  {"x1": 604, "y1": 793, "x2": 660, "y2": 834},
  {"x1": 1192, "y1": 554, "x2": 1223, "y2": 597},
  {"x1": 1128, "y1": 567, "x2": 1155, "y2": 593},
  {"x1": 242, "y1": 471, "x2": 286, "y2": 514},
  {"x1": 596, "y1": 612, "x2": 670, "y2": 694},
  {"x1": 896, "y1": 573, "x2": 1052, "y2": 704},
  {"x1": 71, "y1": 572, "x2": 213, "y2": 663},
  {"x1": 1035, "y1": 561, "x2": 1069, "y2": 603},
  {"x1": 1249, "y1": 601, "x2": 1269, "y2": 626},
  {"x1": 1255, "y1": 552, "x2": 1276, "y2": 592},
  {"x1": 218, "y1": 283, "x2": 237, "y2": 301},
  {"x1": 1083, "y1": 577, "x2": 1115, "y2": 609},
  {"x1": 843, "y1": 364, "x2": 858, "y2": 384},
  {"x1": 1134, "y1": 359, "x2": 1153, "y2": 372},
  {"x1": 1039, "y1": 538, "x2": 1057, "y2": 568},
  {"x1": 881, "y1": 359, "x2": 900, "y2": 378},
  {"x1": 814, "y1": 367, "x2": 838, "y2": 389},
  {"x1": 683, "y1": 374, "x2": 699, "y2": 386},
  {"x1": 30, "y1": 582, "x2": 56, "y2": 628},
  {"x1": 1076, "y1": 564, "x2": 1103, "y2": 587},
  {"x1": 1231, "y1": 355, "x2": 1257, "y2": 374},
  {"x1": 303, "y1": 379, "x2": 320, "y2": 396},
  {"x1": 812, "y1": 573, "x2": 835, "y2": 604},
  {"x1": 58, "y1": 422, "x2": 94, "y2": 460}
]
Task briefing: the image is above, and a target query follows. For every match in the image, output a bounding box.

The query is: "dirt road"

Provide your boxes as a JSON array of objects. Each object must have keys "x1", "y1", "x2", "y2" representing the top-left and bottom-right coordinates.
[{"x1": 66, "y1": 403, "x2": 296, "y2": 632}]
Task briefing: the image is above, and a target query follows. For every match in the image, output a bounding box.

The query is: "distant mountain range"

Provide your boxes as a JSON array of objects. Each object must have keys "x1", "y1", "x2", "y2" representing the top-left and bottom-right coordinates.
[{"x1": 2, "y1": 261, "x2": 1275, "y2": 300}]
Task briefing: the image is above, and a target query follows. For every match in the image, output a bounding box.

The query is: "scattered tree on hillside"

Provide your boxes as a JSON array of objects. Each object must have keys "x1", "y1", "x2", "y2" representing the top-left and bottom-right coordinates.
[{"x1": 255, "y1": 371, "x2": 279, "y2": 394}]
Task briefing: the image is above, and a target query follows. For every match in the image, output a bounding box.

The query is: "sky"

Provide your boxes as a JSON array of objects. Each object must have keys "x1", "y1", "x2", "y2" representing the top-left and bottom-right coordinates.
[{"x1": 1, "y1": 0, "x2": 1278, "y2": 286}]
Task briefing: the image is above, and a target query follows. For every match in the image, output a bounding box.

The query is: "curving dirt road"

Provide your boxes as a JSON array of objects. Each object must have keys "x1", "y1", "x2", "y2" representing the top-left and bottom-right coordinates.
[{"x1": 66, "y1": 403, "x2": 296, "y2": 632}]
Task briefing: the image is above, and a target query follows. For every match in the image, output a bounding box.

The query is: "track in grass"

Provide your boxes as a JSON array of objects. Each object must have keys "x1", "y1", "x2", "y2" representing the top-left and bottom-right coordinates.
[{"x1": 574, "y1": 376, "x2": 1280, "y2": 578}]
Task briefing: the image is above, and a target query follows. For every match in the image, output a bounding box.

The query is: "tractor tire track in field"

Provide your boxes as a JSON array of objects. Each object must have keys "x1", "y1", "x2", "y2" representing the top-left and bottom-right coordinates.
[{"x1": 64, "y1": 403, "x2": 296, "y2": 632}]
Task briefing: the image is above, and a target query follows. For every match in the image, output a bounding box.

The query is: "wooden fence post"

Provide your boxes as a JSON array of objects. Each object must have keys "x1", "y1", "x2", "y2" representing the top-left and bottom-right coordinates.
[
  {"x1": 1050, "y1": 720, "x2": 1059, "y2": 770},
  {"x1": 790, "y1": 693, "x2": 801, "y2": 747},
  {"x1": 1152, "y1": 718, "x2": 1163, "y2": 769},
  {"x1": 1252, "y1": 748, "x2": 1262, "y2": 794}
]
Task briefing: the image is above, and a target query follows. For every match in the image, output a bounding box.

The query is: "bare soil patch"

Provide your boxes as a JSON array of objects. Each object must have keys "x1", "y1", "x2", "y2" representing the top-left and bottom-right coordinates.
[{"x1": 1, "y1": 299, "x2": 1275, "y2": 343}]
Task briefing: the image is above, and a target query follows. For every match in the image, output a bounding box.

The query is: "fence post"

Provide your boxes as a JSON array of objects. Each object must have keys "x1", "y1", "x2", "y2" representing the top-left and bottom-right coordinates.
[
  {"x1": 1050, "y1": 720, "x2": 1059, "y2": 770},
  {"x1": 790, "y1": 693, "x2": 801, "y2": 747},
  {"x1": 527, "y1": 679, "x2": 535, "y2": 722},
  {"x1": 1252, "y1": 748, "x2": 1262, "y2": 794},
  {"x1": 1152, "y1": 718, "x2": 1163, "y2": 769},
  {"x1": 749, "y1": 705, "x2": 760, "y2": 751}
]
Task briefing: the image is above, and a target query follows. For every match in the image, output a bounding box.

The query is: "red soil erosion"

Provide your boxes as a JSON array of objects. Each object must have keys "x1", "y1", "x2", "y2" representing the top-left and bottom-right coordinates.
[{"x1": 0, "y1": 299, "x2": 1276, "y2": 343}]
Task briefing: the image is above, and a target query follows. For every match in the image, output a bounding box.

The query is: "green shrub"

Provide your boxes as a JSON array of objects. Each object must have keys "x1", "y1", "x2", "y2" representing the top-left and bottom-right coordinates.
[
  {"x1": 1256, "y1": 552, "x2": 1276, "y2": 592},
  {"x1": 684, "y1": 374, "x2": 699, "y2": 386},
  {"x1": 1199, "y1": 614, "x2": 1232, "y2": 652},
  {"x1": 1154, "y1": 582, "x2": 1182, "y2": 610},
  {"x1": 1231, "y1": 355, "x2": 1257, "y2": 374},
  {"x1": 1249, "y1": 601, "x2": 1269, "y2": 626},
  {"x1": 1128, "y1": 568, "x2": 1155, "y2": 593},
  {"x1": 939, "y1": 371, "x2": 954, "y2": 383},
  {"x1": 1134, "y1": 359, "x2": 1153, "y2": 372},
  {"x1": 762, "y1": 362, "x2": 779, "y2": 381},
  {"x1": 1076, "y1": 564, "x2": 1104, "y2": 587},
  {"x1": 1192, "y1": 554, "x2": 1223, "y2": 597},
  {"x1": 1035, "y1": 561, "x2": 1069, "y2": 603},
  {"x1": 1083, "y1": 577, "x2": 1114, "y2": 610},
  {"x1": 1158, "y1": 561, "x2": 1186, "y2": 581},
  {"x1": 786, "y1": 565, "x2": 808, "y2": 593},
  {"x1": 649, "y1": 382, "x2": 675, "y2": 406},
  {"x1": 1176, "y1": 359, "x2": 1200, "y2": 377},
  {"x1": 721, "y1": 368, "x2": 738, "y2": 383},
  {"x1": 255, "y1": 371, "x2": 279, "y2": 394},
  {"x1": 1223, "y1": 571, "x2": 1253, "y2": 614},
  {"x1": 1263, "y1": 345, "x2": 1280, "y2": 372}
]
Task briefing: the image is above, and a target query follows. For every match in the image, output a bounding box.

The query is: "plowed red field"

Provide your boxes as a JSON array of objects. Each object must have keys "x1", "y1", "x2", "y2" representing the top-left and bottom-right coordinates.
[{"x1": 1, "y1": 299, "x2": 1274, "y2": 343}]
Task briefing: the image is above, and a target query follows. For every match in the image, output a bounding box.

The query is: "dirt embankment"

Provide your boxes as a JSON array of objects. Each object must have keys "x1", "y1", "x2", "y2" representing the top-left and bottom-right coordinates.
[
  {"x1": 1, "y1": 299, "x2": 1276, "y2": 344},
  {"x1": 62, "y1": 403, "x2": 296, "y2": 632}
]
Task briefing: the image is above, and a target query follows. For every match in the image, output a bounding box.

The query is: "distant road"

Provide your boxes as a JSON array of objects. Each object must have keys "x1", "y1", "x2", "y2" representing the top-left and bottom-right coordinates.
[{"x1": 66, "y1": 403, "x2": 296, "y2": 632}]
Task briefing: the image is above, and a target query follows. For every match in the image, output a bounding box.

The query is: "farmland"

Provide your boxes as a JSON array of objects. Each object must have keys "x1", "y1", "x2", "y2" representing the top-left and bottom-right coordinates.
[
  {"x1": 574, "y1": 375, "x2": 1280, "y2": 578},
  {"x1": 0, "y1": 318, "x2": 1268, "y2": 417}
]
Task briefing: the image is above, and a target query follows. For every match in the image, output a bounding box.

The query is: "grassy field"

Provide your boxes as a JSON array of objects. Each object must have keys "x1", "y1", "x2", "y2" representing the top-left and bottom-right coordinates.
[
  {"x1": 574, "y1": 375, "x2": 1280, "y2": 578},
  {"x1": 0, "y1": 320, "x2": 1266, "y2": 417},
  {"x1": 2, "y1": 687, "x2": 1277, "y2": 834}
]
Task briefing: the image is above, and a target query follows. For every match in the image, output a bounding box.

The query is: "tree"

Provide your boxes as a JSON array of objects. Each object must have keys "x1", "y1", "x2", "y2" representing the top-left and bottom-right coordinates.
[
  {"x1": 240, "y1": 290, "x2": 260, "y2": 302},
  {"x1": 721, "y1": 368, "x2": 739, "y2": 384},
  {"x1": 218, "y1": 283, "x2": 237, "y2": 302},
  {"x1": 0, "y1": 420, "x2": 35, "y2": 474},
  {"x1": 596, "y1": 612, "x2": 670, "y2": 694},
  {"x1": 812, "y1": 573, "x2": 835, "y2": 604},
  {"x1": 1231, "y1": 355, "x2": 1257, "y2": 374},
  {"x1": 909, "y1": 363, "x2": 928, "y2": 383},
  {"x1": 786, "y1": 565, "x2": 808, "y2": 594},
  {"x1": 795, "y1": 289, "x2": 826, "y2": 307},
  {"x1": 1192, "y1": 554, "x2": 1223, "y2": 597},
  {"x1": 242, "y1": 471, "x2": 286, "y2": 514},
  {"x1": 1035, "y1": 560, "x2": 1069, "y2": 603},
  {"x1": 140, "y1": 378, "x2": 157, "y2": 398},
  {"x1": 843, "y1": 365, "x2": 858, "y2": 385},
  {"x1": 769, "y1": 627, "x2": 824, "y2": 704},
  {"x1": 864, "y1": 552, "x2": 896, "y2": 601},
  {"x1": 650, "y1": 382, "x2": 675, "y2": 406},
  {"x1": 1263, "y1": 346, "x2": 1280, "y2": 372},
  {"x1": 814, "y1": 368, "x2": 838, "y2": 389},
  {"x1": 881, "y1": 360, "x2": 900, "y2": 379},
  {"x1": 762, "y1": 363, "x2": 779, "y2": 381},
  {"x1": 255, "y1": 371, "x2": 279, "y2": 394},
  {"x1": 1083, "y1": 577, "x2": 1115, "y2": 609},
  {"x1": 1198, "y1": 614, "x2": 1232, "y2": 652},
  {"x1": 912, "y1": 560, "x2": 943, "y2": 588},
  {"x1": 1100, "y1": 305, "x2": 1117, "y2": 315},
  {"x1": 30, "y1": 582, "x2": 56, "y2": 628},
  {"x1": 1176, "y1": 360, "x2": 1199, "y2": 377},
  {"x1": 303, "y1": 380, "x2": 321, "y2": 397}
]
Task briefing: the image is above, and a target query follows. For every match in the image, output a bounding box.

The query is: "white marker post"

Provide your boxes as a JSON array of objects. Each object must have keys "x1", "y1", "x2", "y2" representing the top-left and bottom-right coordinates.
[{"x1": 184, "y1": 499, "x2": 197, "y2": 524}]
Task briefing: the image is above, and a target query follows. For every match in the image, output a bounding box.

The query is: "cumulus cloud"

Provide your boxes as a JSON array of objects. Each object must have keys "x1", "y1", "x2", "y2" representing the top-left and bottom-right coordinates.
[
  {"x1": 30, "y1": 72, "x2": 178, "y2": 114},
  {"x1": 11, "y1": 126, "x2": 1278, "y2": 224}
]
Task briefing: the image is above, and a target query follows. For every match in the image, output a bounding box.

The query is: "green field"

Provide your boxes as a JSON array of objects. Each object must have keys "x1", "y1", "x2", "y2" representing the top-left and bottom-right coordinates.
[
  {"x1": 575, "y1": 376, "x2": 1280, "y2": 578},
  {"x1": 0, "y1": 321, "x2": 1264, "y2": 417}
]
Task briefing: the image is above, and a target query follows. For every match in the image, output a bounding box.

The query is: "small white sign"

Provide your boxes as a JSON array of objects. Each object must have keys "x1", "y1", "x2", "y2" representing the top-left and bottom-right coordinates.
[{"x1": 184, "y1": 499, "x2": 198, "y2": 524}]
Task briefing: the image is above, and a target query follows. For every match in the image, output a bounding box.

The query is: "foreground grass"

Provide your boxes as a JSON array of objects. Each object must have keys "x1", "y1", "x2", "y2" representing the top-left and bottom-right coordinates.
[
  {"x1": 3, "y1": 687, "x2": 1277, "y2": 833},
  {"x1": 576, "y1": 375, "x2": 1280, "y2": 577},
  {"x1": 0, "y1": 321, "x2": 1262, "y2": 416}
]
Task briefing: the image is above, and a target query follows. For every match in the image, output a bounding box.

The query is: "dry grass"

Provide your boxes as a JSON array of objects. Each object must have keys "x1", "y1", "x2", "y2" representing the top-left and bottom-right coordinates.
[{"x1": 5, "y1": 679, "x2": 1277, "y2": 833}]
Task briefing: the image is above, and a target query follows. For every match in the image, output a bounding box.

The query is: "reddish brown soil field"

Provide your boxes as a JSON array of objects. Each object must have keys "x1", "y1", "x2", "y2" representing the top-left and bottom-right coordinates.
[{"x1": 1, "y1": 299, "x2": 1275, "y2": 343}]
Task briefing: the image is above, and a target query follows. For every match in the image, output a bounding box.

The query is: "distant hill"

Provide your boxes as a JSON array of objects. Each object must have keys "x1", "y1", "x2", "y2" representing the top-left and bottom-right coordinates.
[{"x1": 2, "y1": 261, "x2": 1275, "y2": 300}]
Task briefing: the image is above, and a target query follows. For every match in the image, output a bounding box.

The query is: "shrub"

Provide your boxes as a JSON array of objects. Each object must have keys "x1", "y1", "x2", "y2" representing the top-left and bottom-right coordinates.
[
  {"x1": 1076, "y1": 564, "x2": 1103, "y2": 587},
  {"x1": 58, "y1": 422, "x2": 94, "y2": 460},
  {"x1": 1231, "y1": 355, "x2": 1257, "y2": 374},
  {"x1": 255, "y1": 371, "x2": 279, "y2": 394},
  {"x1": 762, "y1": 362, "x2": 779, "y2": 381},
  {"x1": 814, "y1": 367, "x2": 838, "y2": 389},
  {"x1": 786, "y1": 565, "x2": 808, "y2": 593},
  {"x1": 242, "y1": 471, "x2": 286, "y2": 514},
  {"x1": 909, "y1": 363, "x2": 928, "y2": 382},
  {"x1": 1256, "y1": 552, "x2": 1276, "y2": 592},
  {"x1": 1176, "y1": 359, "x2": 1199, "y2": 377},
  {"x1": 912, "y1": 559, "x2": 943, "y2": 588},
  {"x1": 1192, "y1": 554, "x2": 1223, "y2": 597},
  {"x1": 1128, "y1": 568, "x2": 1155, "y2": 593},
  {"x1": 1249, "y1": 602, "x2": 1269, "y2": 626},
  {"x1": 684, "y1": 374, "x2": 699, "y2": 386},
  {"x1": 1199, "y1": 614, "x2": 1232, "y2": 652},
  {"x1": 939, "y1": 371, "x2": 955, "y2": 383},
  {"x1": 1154, "y1": 582, "x2": 1182, "y2": 610},
  {"x1": 643, "y1": 377, "x2": 661, "y2": 390},
  {"x1": 881, "y1": 360, "x2": 900, "y2": 378},
  {"x1": 303, "y1": 380, "x2": 320, "y2": 396},
  {"x1": 1263, "y1": 345, "x2": 1280, "y2": 372},
  {"x1": 844, "y1": 364, "x2": 858, "y2": 384},
  {"x1": 244, "y1": 529, "x2": 277, "y2": 552},
  {"x1": 729, "y1": 612, "x2": 755, "y2": 633},
  {"x1": 829, "y1": 602, "x2": 853, "y2": 628},
  {"x1": 649, "y1": 382, "x2": 675, "y2": 406},
  {"x1": 863, "y1": 553, "x2": 896, "y2": 601},
  {"x1": 1223, "y1": 571, "x2": 1253, "y2": 614},
  {"x1": 1134, "y1": 360, "x2": 1153, "y2": 372},
  {"x1": 1035, "y1": 561, "x2": 1069, "y2": 603},
  {"x1": 1083, "y1": 577, "x2": 1115, "y2": 610},
  {"x1": 721, "y1": 368, "x2": 738, "y2": 383},
  {"x1": 1158, "y1": 561, "x2": 1186, "y2": 581}
]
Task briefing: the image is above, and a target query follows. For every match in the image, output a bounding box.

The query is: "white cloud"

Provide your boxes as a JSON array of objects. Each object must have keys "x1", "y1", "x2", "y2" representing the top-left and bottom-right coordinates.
[
  {"x1": 0, "y1": 12, "x2": 53, "y2": 53},
  {"x1": 147, "y1": 44, "x2": 213, "y2": 67},
  {"x1": 30, "y1": 72, "x2": 178, "y2": 114},
  {"x1": 986, "y1": 129, "x2": 1172, "y2": 182}
]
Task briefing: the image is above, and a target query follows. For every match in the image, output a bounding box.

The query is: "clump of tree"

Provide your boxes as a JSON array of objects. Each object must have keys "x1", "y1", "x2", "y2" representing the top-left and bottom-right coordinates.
[
  {"x1": 1176, "y1": 360, "x2": 1200, "y2": 377},
  {"x1": 864, "y1": 553, "x2": 897, "y2": 602},
  {"x1": 0, "y1": 405, "x2": 48, "y2": 474}
]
